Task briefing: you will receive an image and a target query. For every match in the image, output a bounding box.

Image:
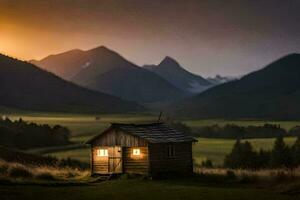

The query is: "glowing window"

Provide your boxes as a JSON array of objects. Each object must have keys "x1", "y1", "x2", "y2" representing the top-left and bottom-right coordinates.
[
  {"x1": 132, "y1": 148, "x2": 140, "y2": 156},
  {"x1": 97, "y1": 149, "x2": 108, "y2": 157}
]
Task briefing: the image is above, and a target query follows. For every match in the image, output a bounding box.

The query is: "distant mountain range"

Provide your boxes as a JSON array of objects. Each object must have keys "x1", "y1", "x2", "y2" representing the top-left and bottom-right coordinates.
[
  {"x1": 32, "y1": 46, "x2": 223, "y2": 103},
  {"x1": 144, "y1": 56, "x2": 212, "y2": 93},
  {"x1": 169, "y1": 54, "x2": 300, "y2": 119},
  {"x1": 0, "y1": 54, "x2": 143, "y2": 113},
  {"x1": 206, "y1": 75, "x2": 236, "y2": 85},
  {"x1": 32, "y1": 46, "x2": 188, "y2": 103}
]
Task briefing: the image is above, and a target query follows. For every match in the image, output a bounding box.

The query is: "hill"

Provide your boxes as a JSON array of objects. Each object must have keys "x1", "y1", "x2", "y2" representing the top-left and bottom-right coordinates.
[
  {"x1": 32, "y1": 46, "x2": 187, "y2": 103},
  {"x1": 144, "y1": 56, "x2": 212, "y2": 93},
  {"x1": 170, "y1": 54, "x2": 300, "y2": 119},
  {"x1": 0, "y1": 54, "x2": 143, "y2": 113}
]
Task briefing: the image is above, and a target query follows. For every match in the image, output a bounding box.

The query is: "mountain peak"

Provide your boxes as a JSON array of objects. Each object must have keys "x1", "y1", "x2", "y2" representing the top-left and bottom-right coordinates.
[
  {"x1": 160, "y1": 56, "x2": 180, "y2": 66},
  {"x1": 88, "y1": 45, "x2": 115, "y2": 54}
]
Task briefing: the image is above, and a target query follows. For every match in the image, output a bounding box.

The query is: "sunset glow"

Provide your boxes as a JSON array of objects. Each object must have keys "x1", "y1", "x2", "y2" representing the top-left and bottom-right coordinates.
[{"x1": 0, "y1": 0, "x2": 299, "y2": 76}]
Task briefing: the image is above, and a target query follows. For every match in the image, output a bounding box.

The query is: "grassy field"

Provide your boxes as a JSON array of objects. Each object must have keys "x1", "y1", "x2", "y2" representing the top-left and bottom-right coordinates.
[
  {"x1": 184, "y1": 119, "x2": 300, "y2": 131},
  {"x1": 3, "y1": 113, "x2": 157, "y2": 135},
  {"x1": 3, "y1": 113, "x2": 299, "y2": 135},
  {"x1": 2, "y1": 113, "x2": 300, "y2": 199},
  {"x1": 3, "y1": 112, "x2": 299, "y2": 166},
  {"x1": 43, "y1": 137, "x2": 298, "y2": 167}
]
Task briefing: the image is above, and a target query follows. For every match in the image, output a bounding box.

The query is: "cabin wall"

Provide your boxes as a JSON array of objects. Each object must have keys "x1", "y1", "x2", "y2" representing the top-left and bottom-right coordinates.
[
  {"x1": 123, "y1": 147, "x2": 149, "y2": 174},
  {"x1": 92, "y1": 145, "x2": 149, "y2": 174},
  {"x1": 149, "y1": 142, "x2": 193, "y2": 175},
  {"x1": 91, "y1": 129, "x2": 148, "y2": 147}
]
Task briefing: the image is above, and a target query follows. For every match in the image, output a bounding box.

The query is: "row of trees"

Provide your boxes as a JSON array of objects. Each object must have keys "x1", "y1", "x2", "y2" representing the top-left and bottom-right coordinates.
[
  {"x1": 0, "y1": 117, "x2": 71, "y2": 149},
  {"x1": 195, "y1": 124, "x2": 300, "y2": 139},
  {"x1": 224, "y1": 136, "x2": 300, "y2": 169}
]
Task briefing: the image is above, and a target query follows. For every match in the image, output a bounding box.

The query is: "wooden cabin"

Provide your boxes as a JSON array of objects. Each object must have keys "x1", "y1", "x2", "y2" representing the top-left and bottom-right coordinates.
[{"x1": 86, "y1": 123, "x2": 197, "y2": 176}]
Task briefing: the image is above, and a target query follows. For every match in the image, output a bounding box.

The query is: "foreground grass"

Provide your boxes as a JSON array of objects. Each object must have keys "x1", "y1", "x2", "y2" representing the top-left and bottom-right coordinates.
[{"x1": 1, "y1": 178, "x2": 299, "y2": 200}]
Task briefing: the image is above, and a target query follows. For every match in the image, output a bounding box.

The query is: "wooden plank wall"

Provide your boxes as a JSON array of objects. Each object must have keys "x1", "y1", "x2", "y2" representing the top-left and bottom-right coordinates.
[
  {"x1": 149, "y1": 142, "x2": 193, "y2": 175},
  {"x1": 123, "y1": 147, "x2": 149, "y2": 174},
  {"x1": 92, "y1": 130, "x2": 148, "y2": 147}
]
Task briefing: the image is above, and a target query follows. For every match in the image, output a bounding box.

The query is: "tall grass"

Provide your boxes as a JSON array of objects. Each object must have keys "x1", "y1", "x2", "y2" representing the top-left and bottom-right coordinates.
[
  {"x1": 194, "y1": 166, "x2": 299, "y2": 181},
  {"x1": 0, "y1": 159, "x2": 90, "y2": 182}
]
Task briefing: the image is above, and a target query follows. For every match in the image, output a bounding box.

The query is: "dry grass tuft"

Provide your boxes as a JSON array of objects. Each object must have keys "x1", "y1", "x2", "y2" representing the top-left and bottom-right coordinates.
[
  {"x1": 8, "y1": 165, "x2": 33, "y2": 178},
  {"x1": 0, "y1": 159, "x2": 90, "y2": 182}
]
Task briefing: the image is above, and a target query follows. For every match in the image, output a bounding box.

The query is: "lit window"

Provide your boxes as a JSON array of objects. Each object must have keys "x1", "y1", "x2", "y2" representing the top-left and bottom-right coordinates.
[
  {"x1": 132, "y1": 148, "x2": 140, "y2": 156},
  {"x1": 97, "y1": 149, "x2": 108, "y2": 157}
]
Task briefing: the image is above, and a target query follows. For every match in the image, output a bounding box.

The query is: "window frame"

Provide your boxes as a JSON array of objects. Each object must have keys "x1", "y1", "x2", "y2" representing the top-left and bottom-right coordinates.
[{"x1": 166, "y1": 145, "x2": 175, "y2": 158}]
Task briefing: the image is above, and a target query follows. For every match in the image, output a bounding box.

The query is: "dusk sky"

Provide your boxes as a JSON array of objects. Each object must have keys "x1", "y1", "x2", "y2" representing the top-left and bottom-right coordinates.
[{"x1": 0, "y1": 0, "x2": 299, "y2": 77}]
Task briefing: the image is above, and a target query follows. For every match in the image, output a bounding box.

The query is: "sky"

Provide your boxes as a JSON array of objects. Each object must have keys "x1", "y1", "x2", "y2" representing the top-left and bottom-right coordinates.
[{"x1": 0, "y1": 0, "x2": 299, "y2": 77}]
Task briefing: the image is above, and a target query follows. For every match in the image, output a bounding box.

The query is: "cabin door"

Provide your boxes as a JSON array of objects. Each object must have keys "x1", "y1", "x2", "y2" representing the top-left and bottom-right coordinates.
[{"x1": 108, "y1": 146, "x2": 122, "y2": 173}]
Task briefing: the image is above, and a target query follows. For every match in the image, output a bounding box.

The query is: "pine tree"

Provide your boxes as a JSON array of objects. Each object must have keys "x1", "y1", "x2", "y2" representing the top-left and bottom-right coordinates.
[
  {"x1": 292, "y1": 136, "x2": 300, "y2": 167},
  {"x1": 270, "y1": 136, "x2": 292, "y2": 168},
  {"x1": 224, "y1": 138, "x2": 242, "y2": 168},
  {"x1": 224, "y1": 139, "x2": 256, "y2": 169}
]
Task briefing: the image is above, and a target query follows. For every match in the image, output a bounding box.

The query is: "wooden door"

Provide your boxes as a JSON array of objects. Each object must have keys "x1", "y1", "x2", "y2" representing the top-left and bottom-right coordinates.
[{"x1": 108, "y1": 146, "x2": 122, "y2": 173}]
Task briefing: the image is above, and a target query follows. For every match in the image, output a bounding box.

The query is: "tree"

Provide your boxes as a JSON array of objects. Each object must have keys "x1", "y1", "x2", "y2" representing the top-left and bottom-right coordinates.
[
  {"x1": 224, "y1": 139, "x2": 257, "y2": 169},
  {"x1": 291, "y1": 136, "x2": 300, "y2": 167},
  {"x1": 255, "y1": 149, "x2": 271, "y2": 168},
  {"x1": 270, "y1": 136, "x2": 292, "y2": 168}
]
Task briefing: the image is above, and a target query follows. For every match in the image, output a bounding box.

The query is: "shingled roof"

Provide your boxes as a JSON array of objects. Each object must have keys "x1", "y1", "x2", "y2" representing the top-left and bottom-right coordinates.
[{"x1": 87, "y1": 122, "x2": 197, "y2": 144}]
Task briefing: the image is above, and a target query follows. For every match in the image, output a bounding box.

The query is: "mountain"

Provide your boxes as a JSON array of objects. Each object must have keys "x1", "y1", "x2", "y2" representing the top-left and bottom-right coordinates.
[
  {"x1": 170, "y1": 54, "x2": 300, "y2": 119},
  {"x1": 0, "y1": 54, "x2": 143, "y2": 113},
  {"x1": 206, "y1": 75, "x2": 236, "y2": 85},
  {"x1": 144, "y1": 56, "x2": 212, "y2": 93},
  {"x1": 31, "y1": 49, "x2": 86, "y2": 80},
  {"x1": 33, "y1": 46, "x2": 186, "y2": 103}
]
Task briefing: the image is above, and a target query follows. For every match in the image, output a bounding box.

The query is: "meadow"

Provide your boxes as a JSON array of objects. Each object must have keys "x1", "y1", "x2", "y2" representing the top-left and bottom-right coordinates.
[
  {"x1": 3, "y1": 112, "x2": 299, "y2": 166},
  {"x1": 3, "y1": 112, "x2": 300, "y2": 135},
  {"x1": 43, "y1": 137, "x2": 298, "y2": 167},
  {"x1": 2, "y1": 112, "x2": 300, "y2": 199}
]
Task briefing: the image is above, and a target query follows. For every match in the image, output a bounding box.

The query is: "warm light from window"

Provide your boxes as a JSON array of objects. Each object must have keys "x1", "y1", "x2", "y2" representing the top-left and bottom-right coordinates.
[
  {"x1": 97, "y1": 149, "x2": 108, "y2": 157},
  {"x1": 132, "y1": 148, "x2": 140, "y2": 156}
]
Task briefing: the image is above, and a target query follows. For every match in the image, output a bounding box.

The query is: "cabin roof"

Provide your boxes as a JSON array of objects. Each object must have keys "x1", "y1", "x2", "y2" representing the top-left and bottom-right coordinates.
[{"x1": 87, "y1": 122, "x2": 197, "y2": 144}]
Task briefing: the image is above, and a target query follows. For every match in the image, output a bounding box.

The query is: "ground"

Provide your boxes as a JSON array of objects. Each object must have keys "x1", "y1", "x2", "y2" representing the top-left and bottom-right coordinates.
[
  {"x1": 1, "y1": 179, "x2": 300, "y2": 200},
  {"x1": 1, "y1": 112, "x2": 300, "y2": 199}
]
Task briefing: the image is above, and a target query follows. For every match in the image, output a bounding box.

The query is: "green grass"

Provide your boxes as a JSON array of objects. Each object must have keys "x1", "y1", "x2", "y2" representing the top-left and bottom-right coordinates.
[{"x1": 0, "y1": 179, "x2": 299, "y2": 200}]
